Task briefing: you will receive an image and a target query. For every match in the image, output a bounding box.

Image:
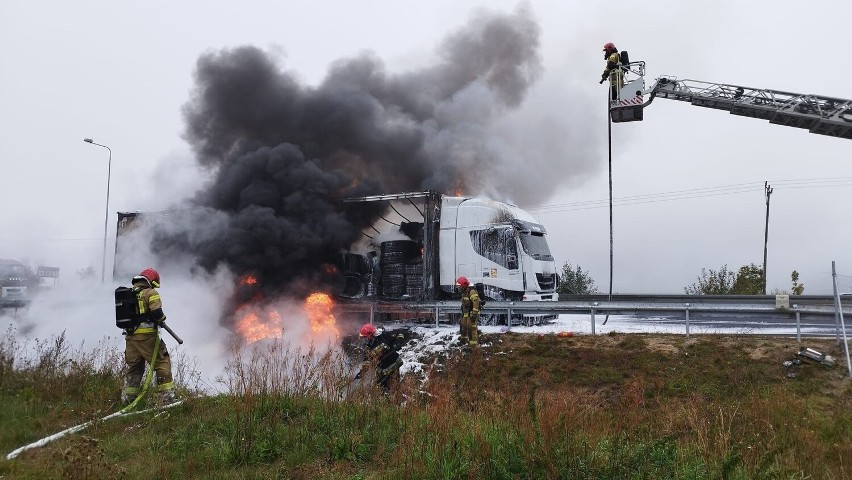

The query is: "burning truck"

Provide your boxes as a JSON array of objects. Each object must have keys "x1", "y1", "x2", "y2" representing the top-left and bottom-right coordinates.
[
  {"x1": 335, "y1": 191, "x2": 558, "y2": 304},
  {"x1": 123, "y1": 9, "x2": 562, "y2": 339},
  {"x1": 113, "y1": 190, "x2": 558, "y2": 335}
]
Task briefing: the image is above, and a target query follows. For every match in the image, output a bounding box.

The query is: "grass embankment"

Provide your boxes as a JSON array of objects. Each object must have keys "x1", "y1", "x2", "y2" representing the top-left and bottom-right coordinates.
[{"x1": 1, "y1": 325, "x2": 850, "y2": 479}]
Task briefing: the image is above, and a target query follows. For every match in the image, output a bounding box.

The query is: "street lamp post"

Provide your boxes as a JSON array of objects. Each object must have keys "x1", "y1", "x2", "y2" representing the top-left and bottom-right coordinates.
[{"x1": 83, "y1": 138, "x2": 112, "y2": 283}]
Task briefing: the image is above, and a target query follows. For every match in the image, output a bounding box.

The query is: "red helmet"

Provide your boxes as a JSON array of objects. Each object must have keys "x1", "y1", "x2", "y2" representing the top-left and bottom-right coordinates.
[
  {"x1": 139, "y1": 268, "x2": 160, "y2": 287},
  {"x1": 359, "y1": 323, "x2": 377, "y2": 338},
  {"x1": 603, "y1": 42, "x2": 616, "y2": 52},
  {"x1": 456, "y1": 276, "x2": 470, "y2": 288}
]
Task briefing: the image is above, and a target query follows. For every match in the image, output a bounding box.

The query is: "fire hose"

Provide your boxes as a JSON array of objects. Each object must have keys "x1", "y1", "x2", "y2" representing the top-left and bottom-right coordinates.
[
  {"x1": 160, "y1": 321, "x2": 184, "y2": 344},
  {"x1": 5, "y1": 326, "x2": 184, "y2": 460}
]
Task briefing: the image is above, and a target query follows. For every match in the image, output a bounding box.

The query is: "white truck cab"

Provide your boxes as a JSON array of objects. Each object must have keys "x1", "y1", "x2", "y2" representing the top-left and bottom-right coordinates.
[
  {"x1": 0, "y1": 259, "x2": 30, "y2": 309},
  {"x1": 439, "y1": 196, "x2": 557, "y2": 301}
]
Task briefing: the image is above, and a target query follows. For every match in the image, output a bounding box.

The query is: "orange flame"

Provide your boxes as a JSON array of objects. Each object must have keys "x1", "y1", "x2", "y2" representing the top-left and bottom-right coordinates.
[
  {"x1": 234, "y1": 275, "x2": 280, "y2": 342},
  {"x1": 453, "y1": 178, "x2": 465, "y2": 197},
  {"x1": 235, "y1": 307, "x2": 282, "y2": 343},
  {"x1": 305, "y1": 292, "x2": 339, "y2": 337},
  {"x1": 233, "y1": 275, "x2": 339, "y2": 343}
]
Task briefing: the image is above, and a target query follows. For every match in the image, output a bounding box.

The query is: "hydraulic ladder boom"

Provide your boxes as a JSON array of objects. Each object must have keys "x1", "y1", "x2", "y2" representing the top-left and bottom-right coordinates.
[{"x1": 610, "y1": 62, "x2": 852, "y2": 140}]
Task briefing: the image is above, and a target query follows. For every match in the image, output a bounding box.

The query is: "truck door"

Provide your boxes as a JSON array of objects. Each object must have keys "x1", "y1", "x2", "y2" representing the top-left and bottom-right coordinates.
[
  {"x1": 466, "y1": 226, "x2": 522, "y2": 292},
  {"x1": 455, "y1": 228, "x2": 480, "y2": 283},
  {"x1": 507, "y1": 229, "x2": 521, "y2": 282}
]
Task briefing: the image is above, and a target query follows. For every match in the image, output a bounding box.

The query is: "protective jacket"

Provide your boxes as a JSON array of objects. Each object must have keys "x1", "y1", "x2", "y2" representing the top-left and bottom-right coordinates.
[
  {"x1": 130, "y1": 278, "x2": 166, "y2": 335},
  {"x1": 361, "y1": 330, "x2": 404, "y2": 391},
  {"x1": 460, "y1": 286, "x2": 481, "y2": 319},
  {"x1": 601, "y1": 50, "x2": 624, "y2": 100},
  {"x1": 364, "y1": 331, "x2": 403, "y2": 373},
  {"x1": 601, "y1": 50, "x2": 623, "y2": 88}
]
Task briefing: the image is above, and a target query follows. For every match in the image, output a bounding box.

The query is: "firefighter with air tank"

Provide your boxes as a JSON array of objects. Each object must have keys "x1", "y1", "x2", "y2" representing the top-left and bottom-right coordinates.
[
  {"x1": 121, "y1": 268, "x2": 177, "y2": 405},
  {"x1": 456, "y1": 276, "x2": 480, "y2": 347}
]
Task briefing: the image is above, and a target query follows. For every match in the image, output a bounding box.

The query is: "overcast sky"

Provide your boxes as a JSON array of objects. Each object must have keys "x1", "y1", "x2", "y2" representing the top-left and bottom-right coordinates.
[{"x1": 2, "y1": 0, "x2": 851, "y2": 296}]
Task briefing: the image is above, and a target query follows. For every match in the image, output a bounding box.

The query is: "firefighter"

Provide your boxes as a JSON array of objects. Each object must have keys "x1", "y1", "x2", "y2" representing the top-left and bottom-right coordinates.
[
  {"x1": 600, "y1": 42, "x2": 623, "y2": 101},
  {"x1": 456, "y1": 276, "x2": 480, "y2": 347},
  {"x1": 122, "y1": 268, "x2": 176, "y2": 405},
  {"x1": 355, "y1": 323, "x2": 404, "y2": 393}
]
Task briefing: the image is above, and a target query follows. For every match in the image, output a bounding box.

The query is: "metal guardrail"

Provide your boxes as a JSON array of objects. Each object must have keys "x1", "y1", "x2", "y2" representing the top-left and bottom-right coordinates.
[
  {"x1": 336, "y1": 295, "x2": 851, "y2": 342},
  {"x1": 563, "y1": 294, "x2": 838, "y2": 306},
  {"x1": 337, "y1": 294, "x2": 851, "y2": 377}
]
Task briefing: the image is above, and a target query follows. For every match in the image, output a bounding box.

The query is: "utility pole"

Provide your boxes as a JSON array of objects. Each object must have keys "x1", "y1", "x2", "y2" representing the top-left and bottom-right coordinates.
[{"x1": 762, "y1": 181, "x2": 773, "y2": 294}]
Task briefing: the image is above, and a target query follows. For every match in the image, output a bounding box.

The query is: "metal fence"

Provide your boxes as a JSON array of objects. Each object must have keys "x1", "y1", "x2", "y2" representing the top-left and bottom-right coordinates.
[
  {"x1": 340, "y1": 296, "x2": 849, "y2": 335},
  {"x1": 338, "y1": 281, "x2": 852, "y2": 377}
]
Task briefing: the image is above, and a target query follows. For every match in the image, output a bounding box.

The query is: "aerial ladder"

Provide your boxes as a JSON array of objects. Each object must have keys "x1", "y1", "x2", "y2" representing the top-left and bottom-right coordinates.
[{"x1": 609, "y1": 61, "x2": 852, "y2": 140}]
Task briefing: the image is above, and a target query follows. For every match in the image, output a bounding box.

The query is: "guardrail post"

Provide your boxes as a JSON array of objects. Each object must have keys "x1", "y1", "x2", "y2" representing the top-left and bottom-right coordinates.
[
  {"x1": 370, "y1": 303, "x2": 375, "y2": 325},
  {"x1": 793, "y1": 304, "x2": 801, "y2": 344},
  {"x1": 591, "y1": 302, "x2": 598, "y2": 335},
  {"x1": 684, "y1": 303, "x2": 690, "y2": 338},
  {"x1": 435, "y1": 304, "x2": 440, "y2": 328},
  {"x1": 507, "y1": 305, "x2": 513, "y2": 332}
]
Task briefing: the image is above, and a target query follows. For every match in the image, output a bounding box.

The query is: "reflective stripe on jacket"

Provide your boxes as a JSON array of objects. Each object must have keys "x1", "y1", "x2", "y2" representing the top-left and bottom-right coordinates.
[
  {"x1": 602, "y1": 51, "x2": 623, "y2": 87},
  {"x1": 131, "y1": 280, "x2": 165, "y2": 334},
  {"x1": 461, "y1": 287, "x2": 481, "y2": 317}
]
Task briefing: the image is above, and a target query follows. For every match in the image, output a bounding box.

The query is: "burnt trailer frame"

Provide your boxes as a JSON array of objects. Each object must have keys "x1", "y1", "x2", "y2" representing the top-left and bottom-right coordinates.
[{"x1": 342, "y1": 191, "x2": 442, "y2": 301}]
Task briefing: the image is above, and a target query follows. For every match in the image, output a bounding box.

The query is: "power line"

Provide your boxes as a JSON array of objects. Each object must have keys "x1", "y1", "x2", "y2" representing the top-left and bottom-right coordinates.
[
  {"x1": 528, "y1": 177, "x2": 852, "y2": 214},
  {"x1": 0, "y1": 237, "x2": 101, "y2": 243}
]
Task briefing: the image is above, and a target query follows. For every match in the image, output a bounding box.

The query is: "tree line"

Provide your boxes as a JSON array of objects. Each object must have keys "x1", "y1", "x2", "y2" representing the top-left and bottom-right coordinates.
[{"x1": 556, "y1": 261, "x2": 804, "y2": 295}]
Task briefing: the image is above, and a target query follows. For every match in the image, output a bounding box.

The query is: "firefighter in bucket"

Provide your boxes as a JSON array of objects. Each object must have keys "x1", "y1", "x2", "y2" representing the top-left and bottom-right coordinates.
[{"x1": 600, "y1": 41, "x2": 624, "y2": 101}]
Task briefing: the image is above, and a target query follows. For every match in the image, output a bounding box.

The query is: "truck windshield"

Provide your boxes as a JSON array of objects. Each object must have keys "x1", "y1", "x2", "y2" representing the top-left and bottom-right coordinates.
[
  {"x1": 0, "y1": 264, "x2": 26, "y2": 277},
  {"x1": 515, "y1": 222, "x2": 553, "y2": 260}
]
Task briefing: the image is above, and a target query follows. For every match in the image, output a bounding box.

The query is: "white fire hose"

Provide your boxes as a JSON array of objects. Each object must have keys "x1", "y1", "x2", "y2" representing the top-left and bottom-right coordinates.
[{"x1": 6, "y1": 328, "x2": 183, "y2": 460}]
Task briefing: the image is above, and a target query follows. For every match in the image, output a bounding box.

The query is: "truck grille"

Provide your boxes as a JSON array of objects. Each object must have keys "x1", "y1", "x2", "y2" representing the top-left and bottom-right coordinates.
[
  {"x1": 536, "y1": 273, "x2": 555, "y2": 291},
  {"x1": 2, "y1": 287, "x2": 26, "y2": 298},
  {"x1": 0, "y1": 286, "x2": 28, "y2": 308}
]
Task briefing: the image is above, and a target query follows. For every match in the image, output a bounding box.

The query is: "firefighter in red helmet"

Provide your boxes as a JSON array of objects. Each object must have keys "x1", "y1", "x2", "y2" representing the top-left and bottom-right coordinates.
[
  {"x1": 456, "y1": 276, "x2": 481, "y2": 347},
  {"x1": 122, "y1": 268, "x2": 176, "y2": 405},
  {"x1": 355, "y1": 323, "x2": 405, "y2": 393},
  {"x1": 600, "y1": 42, "x2": 624, "y2": 101}
]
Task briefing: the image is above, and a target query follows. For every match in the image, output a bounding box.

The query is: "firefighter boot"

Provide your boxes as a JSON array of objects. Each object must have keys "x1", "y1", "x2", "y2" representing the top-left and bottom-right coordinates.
[
  {"x1": 158, "y1": 390, "x2": 177, "y2": 406},
  {"x1": 121, "y1": 381, "x2": 141, "y2": 406},
  {"x1": 120, "y1": 391, "x2": 136, "y2": 406}
]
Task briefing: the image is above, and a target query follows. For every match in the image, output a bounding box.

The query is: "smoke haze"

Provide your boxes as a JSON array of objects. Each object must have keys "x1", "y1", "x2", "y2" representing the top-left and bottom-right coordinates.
[{"x1": 153, "y1": 6, "x2": 557, "y2": 304}]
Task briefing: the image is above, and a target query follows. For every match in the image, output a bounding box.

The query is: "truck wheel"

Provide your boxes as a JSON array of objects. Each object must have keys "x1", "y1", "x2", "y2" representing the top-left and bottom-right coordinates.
[{"x1": 340, "y1": 274, "x2": 365, "y2": 298}]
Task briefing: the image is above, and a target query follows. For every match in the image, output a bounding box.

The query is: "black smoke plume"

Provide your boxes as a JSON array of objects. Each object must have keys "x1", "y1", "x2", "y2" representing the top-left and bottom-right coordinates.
[{"x1": 153, "y1": 6, "x2": 542, "y2": 304}]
